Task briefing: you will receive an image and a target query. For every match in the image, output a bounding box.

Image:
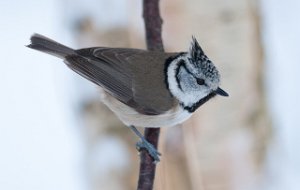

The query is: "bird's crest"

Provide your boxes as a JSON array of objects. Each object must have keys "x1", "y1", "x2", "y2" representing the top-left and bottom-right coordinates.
[{"x1": 189, "y1": 36, "x2": 205, "y2": 61}]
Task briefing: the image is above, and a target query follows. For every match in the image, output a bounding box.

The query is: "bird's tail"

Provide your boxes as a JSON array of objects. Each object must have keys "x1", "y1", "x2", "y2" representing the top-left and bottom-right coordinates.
[{"x1": 27, "y1": 33, "x2": 75, "y2": 59}]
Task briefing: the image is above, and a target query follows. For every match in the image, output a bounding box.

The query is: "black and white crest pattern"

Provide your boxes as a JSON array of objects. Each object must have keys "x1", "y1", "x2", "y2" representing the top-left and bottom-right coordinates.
[
  {"x1": 190, "y1": 36, "x2": 204, "y2": 60},
  {"x1": 189, "y1": 36, "x2": 220, "y2": 84}
]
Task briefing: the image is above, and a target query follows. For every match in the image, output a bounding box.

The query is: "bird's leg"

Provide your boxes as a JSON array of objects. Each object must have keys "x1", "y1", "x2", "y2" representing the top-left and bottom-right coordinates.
[{"x1": 129, "y1": 125, "x2": 161, "y2": 162}]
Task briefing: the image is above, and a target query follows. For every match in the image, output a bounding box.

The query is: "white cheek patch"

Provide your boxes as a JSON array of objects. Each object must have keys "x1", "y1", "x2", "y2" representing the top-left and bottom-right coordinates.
[{"x1": 167, "y1": 56, "x2": 208, "y2": 107}]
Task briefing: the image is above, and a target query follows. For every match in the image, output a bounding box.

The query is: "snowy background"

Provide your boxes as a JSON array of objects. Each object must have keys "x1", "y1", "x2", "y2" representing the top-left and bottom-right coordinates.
[
  {"x1": 0, "y1": 1, "x2": 85, "y2": 190},
  {"x1": 261, "y1": 0, "x2": 300, "y2": 189}
]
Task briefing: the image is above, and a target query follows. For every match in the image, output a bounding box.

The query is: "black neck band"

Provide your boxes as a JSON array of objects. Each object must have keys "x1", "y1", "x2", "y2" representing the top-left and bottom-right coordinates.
[{"x1": 182, "y1": 92, "x2": 216, "y2": 113}]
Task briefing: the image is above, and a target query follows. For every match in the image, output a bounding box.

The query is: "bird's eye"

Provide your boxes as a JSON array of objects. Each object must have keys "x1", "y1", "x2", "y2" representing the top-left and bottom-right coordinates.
[{"x1": 196, "y1": 78, "x2": 205, "y2": 85}]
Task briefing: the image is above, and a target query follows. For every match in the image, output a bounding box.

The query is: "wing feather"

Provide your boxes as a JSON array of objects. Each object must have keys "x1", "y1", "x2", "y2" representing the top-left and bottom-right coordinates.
[{"x1": 65, "y1": 48, "x2": 177, "y2": 114}]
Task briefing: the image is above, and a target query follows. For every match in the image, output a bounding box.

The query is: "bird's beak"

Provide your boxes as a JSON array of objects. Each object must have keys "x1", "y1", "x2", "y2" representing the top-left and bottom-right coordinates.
[{"x1": 215, "y1": 87, "x2": 229, "y2": 97}]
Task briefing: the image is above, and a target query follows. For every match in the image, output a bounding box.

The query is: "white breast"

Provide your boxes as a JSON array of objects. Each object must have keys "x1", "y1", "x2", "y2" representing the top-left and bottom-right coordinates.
[{"x1": 98, "y1": 88, "x2": 191, "y2": 128}]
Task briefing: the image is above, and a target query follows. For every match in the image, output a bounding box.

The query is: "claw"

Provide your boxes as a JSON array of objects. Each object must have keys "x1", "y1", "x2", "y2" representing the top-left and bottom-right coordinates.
[
  {"x1": 136, "y1": 140, "x2": 161, "y2": 162},
  {"x1": 128, "y1": 125, "x2": 161, "y2": 163}
]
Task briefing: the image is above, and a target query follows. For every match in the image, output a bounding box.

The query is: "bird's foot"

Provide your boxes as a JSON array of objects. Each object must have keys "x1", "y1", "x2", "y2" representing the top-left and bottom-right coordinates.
[{"x1": 136, "y1": 139, "x2": 161, "y2": 163}]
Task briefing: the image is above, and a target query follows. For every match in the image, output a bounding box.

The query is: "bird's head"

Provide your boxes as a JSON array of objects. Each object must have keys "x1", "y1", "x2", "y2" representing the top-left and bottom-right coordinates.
[{"x1": 166, "y1": 37, "x2": 228, "y2": 112}]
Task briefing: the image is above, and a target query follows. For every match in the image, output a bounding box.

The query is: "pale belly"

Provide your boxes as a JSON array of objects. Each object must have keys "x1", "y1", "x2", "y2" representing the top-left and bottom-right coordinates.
[{"x1": 99, "y1": 89, "x2": 192, "y2": 128}]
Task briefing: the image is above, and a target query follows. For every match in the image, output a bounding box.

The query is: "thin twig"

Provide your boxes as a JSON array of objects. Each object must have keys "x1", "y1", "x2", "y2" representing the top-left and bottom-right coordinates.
[
  {"x1": 137, "y1": 0, "x2": 164, "y2": 190},
  {"x1": 143, "y1": 0, "x2": 164, "y2": 51}
]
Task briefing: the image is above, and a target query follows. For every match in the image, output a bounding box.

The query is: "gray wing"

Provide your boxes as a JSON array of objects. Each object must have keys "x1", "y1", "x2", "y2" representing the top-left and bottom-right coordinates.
[{"x1": 65, "y1": 47, "x2": 177, "y2": 115}]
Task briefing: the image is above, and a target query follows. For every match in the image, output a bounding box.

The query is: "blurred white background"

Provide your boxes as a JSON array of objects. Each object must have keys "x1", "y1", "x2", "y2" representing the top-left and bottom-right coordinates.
[
  {"x1": 0, "y1": 0, "x2": 299, "y2": 190},
  {"x1": 261, "y1": 0, "x2": 300, "y2": 189},
  {"x1": 0, "y1": 1, "x2": 85, "y2": 190}
]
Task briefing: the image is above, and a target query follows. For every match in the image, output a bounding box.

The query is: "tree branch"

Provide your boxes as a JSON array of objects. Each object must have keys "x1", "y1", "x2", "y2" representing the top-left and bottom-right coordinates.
[
  {"x1": 143, "y1": 0, "x2": 164, "y2": 51},
  {"x1": 137, "y1": 0, "x2": 164, "y2": 190}
]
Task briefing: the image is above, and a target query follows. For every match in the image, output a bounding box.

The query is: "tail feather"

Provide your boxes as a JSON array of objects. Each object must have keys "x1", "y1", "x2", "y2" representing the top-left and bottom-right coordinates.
[{"x1": 27, "y1": 33, "x2": 75, "y2": 59}]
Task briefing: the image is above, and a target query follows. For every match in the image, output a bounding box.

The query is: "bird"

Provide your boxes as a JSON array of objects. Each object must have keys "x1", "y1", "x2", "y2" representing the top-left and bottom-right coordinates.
[{"x1": 27, "y1": 33, "x2": 228, "y2": 162}]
